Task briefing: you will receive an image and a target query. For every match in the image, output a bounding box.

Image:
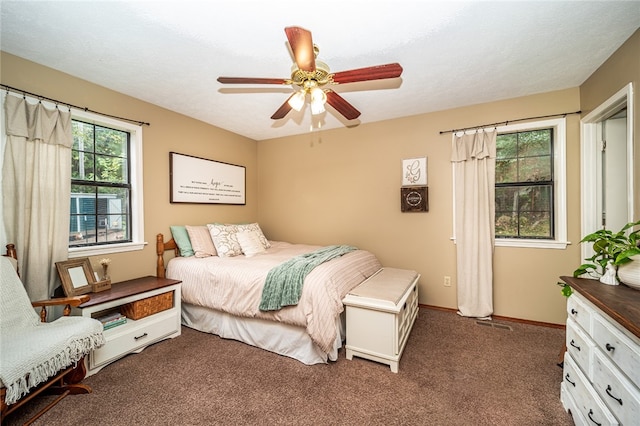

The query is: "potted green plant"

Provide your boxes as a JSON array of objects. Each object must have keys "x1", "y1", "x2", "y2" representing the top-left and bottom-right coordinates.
[{"x1": 574, "y1": 220, "x2": 640, "y2": 286}]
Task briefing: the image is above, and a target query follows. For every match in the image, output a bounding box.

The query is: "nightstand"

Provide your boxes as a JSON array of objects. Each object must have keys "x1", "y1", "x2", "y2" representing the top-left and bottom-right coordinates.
[{"x1": 73, "y1": 276, "x2": 182, "y2": 376}]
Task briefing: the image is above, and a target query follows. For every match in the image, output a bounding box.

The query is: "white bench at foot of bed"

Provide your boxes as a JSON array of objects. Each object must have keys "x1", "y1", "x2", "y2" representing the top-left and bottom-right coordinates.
[{"x1": 342, "y1": 268, "x2": 420, "y2": 373}]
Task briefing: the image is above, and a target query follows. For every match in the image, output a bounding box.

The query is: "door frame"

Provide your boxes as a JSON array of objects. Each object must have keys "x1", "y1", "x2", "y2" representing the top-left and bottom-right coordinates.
[{"x1": 580, "y1": 82, "x2": 634, "y2": 262}]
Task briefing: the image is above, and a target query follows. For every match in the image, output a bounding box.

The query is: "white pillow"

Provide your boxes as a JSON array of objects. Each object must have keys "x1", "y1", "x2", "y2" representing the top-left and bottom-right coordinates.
[
  {"x1": 185, "y1": 225, "x2": 217, "y2": 258},
  {"x1": 236, "y1": 223, "x2": 271, "y2": 249},
  {"x1": 207, "y1": 224, "x2": 243, "y2": 257},
  {"x1": 236, "y1": 230, "x2": 267, "y2": 257}
]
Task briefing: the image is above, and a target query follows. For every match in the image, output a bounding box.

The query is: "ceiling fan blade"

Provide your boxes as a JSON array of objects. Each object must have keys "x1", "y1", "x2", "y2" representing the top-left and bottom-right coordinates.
[
  {"x1": 284, "y1": 26, "x2": 315, "y2": 72},
  {"x1": 217, "y1": 77, "x2": 289, "y2": 85},
  {"x1": 325, "y1": 90, "x2": 361, "y2": 120},
  {"x1": 271, "y1": 94, "x2": 294, "y2": 120},
  {"x1": 331, "y1": 63, "x2": 403, "y2": 84}
]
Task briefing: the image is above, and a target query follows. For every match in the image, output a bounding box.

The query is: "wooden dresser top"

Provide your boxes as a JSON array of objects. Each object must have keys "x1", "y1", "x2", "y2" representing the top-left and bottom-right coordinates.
[
  {"x1": 79, "y1": 276, "x2": 181, "y2": 308},
  {"x1": 561, "y1": 276, "x2": 640, "y2": 339}
]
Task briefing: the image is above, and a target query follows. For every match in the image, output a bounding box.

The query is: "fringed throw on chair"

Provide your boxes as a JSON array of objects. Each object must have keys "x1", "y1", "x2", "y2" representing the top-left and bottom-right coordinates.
[{"x1": 0, "y1": 256, "x2": 105, "y2": 406}]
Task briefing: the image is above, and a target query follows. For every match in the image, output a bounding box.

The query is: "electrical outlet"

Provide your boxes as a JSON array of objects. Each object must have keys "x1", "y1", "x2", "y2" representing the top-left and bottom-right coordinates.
[{"x1": 444, "y1": 276, "x2": 451, "y2": 287}]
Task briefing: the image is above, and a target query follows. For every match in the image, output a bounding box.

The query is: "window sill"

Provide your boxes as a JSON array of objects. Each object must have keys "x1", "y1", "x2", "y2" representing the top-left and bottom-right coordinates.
[
  {"x1": 68, "y1": 241, "x2": 147, "y2": 258},
  {"x1": 495, "y1": 238, "x2": 570, "y2": 250}
]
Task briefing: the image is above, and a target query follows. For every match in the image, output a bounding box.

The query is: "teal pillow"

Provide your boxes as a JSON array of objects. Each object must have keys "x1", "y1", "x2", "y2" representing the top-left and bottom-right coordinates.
[{"x1": 170, "y1": 226, "x2": 195, "y2": 257}]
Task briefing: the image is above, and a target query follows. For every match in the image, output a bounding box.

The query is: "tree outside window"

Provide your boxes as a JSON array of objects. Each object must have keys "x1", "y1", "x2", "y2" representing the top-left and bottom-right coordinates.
[
  {"x1": 495, "y1": 128, "x2": 554, "y2": 239},
  {"x1": 70, "y1": 120, "x2": 131, "y2": 247}
]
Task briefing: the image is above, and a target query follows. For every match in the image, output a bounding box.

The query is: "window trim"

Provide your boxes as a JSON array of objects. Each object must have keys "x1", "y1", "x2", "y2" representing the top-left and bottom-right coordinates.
[
  {"x1": 494, "y1": 118, "x2": 568, "y2": 249},
  {"x1": 68, "y1": 110, "x2": 146, "y2": 258}
]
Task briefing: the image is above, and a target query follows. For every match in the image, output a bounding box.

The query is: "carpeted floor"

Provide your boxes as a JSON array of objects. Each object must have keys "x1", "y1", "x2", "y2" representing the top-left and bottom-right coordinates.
[{"x1": 4, "y1": 308, "x2": 574, "y2": 425}]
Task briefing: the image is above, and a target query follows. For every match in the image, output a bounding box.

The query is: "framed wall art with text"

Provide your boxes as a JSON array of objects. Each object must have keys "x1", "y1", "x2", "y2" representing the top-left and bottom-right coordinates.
[{"x1": 170, "y1": 152, "x2": 246, "y2": 205}]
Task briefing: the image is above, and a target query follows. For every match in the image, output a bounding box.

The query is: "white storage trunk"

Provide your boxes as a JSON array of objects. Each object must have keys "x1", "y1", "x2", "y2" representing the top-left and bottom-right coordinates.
[{"x1": 343, "y1": 267, "x2": 419, "y2": 372}]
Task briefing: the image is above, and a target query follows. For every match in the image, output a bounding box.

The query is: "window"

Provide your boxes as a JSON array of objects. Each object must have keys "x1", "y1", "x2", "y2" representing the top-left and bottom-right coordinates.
[
  {"x1": 68, "y1": 111, "x2": 145, "y2": 257},
  {"x1": 495, "y1": 128, "x2": 553, "y2": 238},
  {"x1": 494, "y1": 118, "x2": 567, "y2": 249},
  {"x1": 70, "y1": 120, "x2": 131, "y2": 246}
]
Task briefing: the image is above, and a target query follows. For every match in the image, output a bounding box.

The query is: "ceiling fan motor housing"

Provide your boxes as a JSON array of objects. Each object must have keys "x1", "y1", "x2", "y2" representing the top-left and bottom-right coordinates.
[{"x1": 290, "y1": 60, "x2": 332, "y2": 87}]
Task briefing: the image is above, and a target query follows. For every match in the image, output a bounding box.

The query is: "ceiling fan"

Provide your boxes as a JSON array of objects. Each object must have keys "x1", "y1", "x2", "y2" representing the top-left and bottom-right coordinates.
[{"x1": 217, "y1": 26, "x2": 403, "y2": 121}]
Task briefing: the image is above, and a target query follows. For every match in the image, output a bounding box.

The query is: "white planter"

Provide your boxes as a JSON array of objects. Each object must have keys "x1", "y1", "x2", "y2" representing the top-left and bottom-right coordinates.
[
  {"x1": 600, "y1": 260, "x2": 619, "y2": 285},
  {"x1": 618, "y1": 255, "x2": 640, "y2": 290}
]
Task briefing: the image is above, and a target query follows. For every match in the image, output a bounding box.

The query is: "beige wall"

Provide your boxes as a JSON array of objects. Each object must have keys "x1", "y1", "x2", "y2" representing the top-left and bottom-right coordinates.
[
  {"x1": 3, "y1": 27, "x2": 636, "y2": 325},
  {"x1": 258, "y1": 88, "x2": 582, "y2": 325},
  {"x1": 1, "y1": 52, "x2": 258, "y2": 283},
  {"x1": 580, "y1": 28, "x2": 640, "y2": 217}
]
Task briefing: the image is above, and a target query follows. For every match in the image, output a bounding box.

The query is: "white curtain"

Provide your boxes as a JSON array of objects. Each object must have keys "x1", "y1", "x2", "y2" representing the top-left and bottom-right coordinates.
[
  {"x1": 451, "y1": 129, "x2": 497, "y2": 319},
  {"x1": 3, "y1": 95, "x2": 72, "y2": 300}
]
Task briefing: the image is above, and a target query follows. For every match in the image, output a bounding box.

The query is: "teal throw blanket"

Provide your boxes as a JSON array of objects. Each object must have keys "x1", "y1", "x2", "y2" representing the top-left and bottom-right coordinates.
[{"x1": 259, "y1": 245, "x2": 357, "y2": 311}]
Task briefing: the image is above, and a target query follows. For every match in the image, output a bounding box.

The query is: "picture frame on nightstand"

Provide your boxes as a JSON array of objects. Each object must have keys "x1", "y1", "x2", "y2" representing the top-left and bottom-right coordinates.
[{"x1": 55, "y1": 258, "x2": 95, "y2": 297}]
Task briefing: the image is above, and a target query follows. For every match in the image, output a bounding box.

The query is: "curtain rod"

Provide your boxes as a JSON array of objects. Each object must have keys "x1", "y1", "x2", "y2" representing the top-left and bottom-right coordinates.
[
  {"x1": 439, "y1": 110, "x2": 581, "y2": 135},
  {"x1": 0, "y1": 83, "x2": 150, "y2": 126}
]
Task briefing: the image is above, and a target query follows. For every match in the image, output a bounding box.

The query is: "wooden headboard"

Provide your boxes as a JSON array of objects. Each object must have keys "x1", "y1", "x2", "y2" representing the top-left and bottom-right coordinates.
[
  {"x1": 4, "y1": 243, "x2": 17, "y2": 260},
  {"x1": 3, "y1": 243, "x2": 18, "y2": 276},
  {"x1": 156, "y1": 233, "x2": 179, "y2": 278}
]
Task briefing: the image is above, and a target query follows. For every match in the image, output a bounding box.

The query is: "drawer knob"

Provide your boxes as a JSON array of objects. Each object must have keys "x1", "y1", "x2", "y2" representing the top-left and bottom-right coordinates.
[
  {"x1": 605, "y1": 343, "x2": 615, "y2": 352},
  {"x1": 587, "y1": 409, "x2": 601, "y2": 426},
  {"x1": 571, "y1": 308, "x2": 577, "y2": 315},
  {"x1": 134, "y1": 332, "x2": 148, "y2": 341},
  {"x1": 564, "y1": 373, "x2": 575, "y2": 387},
  {"x1": 569, "y1": 339, "x2": 581, "y2": 351},
  {"x1": 605, "y1": 385, "x2": 623, "y2": 406}
]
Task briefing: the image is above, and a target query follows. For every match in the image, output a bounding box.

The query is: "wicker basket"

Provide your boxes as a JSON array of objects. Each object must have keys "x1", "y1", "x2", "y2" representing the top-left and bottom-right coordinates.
[{"x1": 121, "y1": 292, "x2": 173, "y2": 320}]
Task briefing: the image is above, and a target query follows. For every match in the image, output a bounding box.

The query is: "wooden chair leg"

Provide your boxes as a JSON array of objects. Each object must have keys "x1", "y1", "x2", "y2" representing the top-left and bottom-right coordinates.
[
  {"x1": 22, "y1": 390, "x2": 70, "y2": 426},
  {"x1": 63, "y1": 358, "x2": 88, "y2": 385},
  {"x1": 46, "y1": 383, "x2": 92, "y2": 396},
  {"x1": 1, "y1": 388, "x2": 8, "y2": 423},
  {"x1": 0, "y1": 358, "x2": 91, "y2": 425},
  {"x1": 557, "y1": 342, "x2": 567, "y2": 367}
]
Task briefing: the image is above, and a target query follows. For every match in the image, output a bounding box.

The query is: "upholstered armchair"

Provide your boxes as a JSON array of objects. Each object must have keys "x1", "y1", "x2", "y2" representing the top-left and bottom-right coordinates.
[{"x1": 0, "y1": 247, "x2": 105, "y2": 424}]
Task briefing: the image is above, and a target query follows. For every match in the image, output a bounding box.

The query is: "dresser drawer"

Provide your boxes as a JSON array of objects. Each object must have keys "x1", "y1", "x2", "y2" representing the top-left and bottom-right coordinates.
[
  {"x1": 91, "y1": 308, "x2": 180, "y2": 369},
  {"x1": 561, "y1": 382, "x2": 588, "y2": 426},
  {"x1": 563, "y1": 354, "x2": 619, "y2": 426},
  {"x1": 592, "y1": 313, "x2": 640, "y2": 388},
  {"x1": 592, "y1": 348, "x2": 640, "y2": 425},
  {"x1": 567, "y1": 293, "x2": 592, "y2": 334},
  {"x1": 566, "y1": 317, "x2": 594, "y2": 377}
]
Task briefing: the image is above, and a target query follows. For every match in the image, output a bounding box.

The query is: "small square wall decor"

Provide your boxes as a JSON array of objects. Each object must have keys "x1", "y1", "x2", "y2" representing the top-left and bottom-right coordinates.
[
  {"x1": 402, "y1": 157, "x2": 427, "y2": 186},
  {"x1": 401, "y1": 187, "x2": 428, "y2": 212}
]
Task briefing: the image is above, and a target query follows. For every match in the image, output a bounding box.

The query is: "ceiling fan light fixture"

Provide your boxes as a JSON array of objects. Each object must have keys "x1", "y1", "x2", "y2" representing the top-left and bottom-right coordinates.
[
  {"x1": 310, "y1": 101, "x2": 325, "y2": 115},
  {"x1": 288, "y1": 90, "x2": 306, "y2": 111},
  {"x1": 310, "y1": 87, "x2": 326, "y2": 115}
]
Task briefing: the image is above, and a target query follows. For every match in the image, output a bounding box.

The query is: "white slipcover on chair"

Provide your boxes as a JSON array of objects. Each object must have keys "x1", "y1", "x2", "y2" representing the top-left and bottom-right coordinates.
[{"x1": 0, "y1": 255, "x2": 105, "y2": 417}]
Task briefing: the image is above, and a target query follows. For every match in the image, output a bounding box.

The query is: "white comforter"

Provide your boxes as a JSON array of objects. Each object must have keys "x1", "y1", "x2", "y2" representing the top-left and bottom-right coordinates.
[{"x1": 166, "y1": 241, "x2": 382, "y2": 353}]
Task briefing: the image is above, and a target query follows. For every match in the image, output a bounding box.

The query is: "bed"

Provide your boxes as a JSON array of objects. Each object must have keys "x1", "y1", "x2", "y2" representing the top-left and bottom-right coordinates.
[{"x1": 155, "y1": 226, "x2": 382, "y2": 365}]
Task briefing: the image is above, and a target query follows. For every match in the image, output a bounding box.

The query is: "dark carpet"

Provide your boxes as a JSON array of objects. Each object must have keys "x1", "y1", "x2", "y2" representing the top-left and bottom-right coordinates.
[{"x1": 4, "y1": 308, "x2": 573, "y2": 425}]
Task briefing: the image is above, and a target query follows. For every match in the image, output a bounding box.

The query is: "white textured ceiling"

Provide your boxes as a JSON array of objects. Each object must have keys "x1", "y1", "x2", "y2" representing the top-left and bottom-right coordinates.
[{"x1": 1, "y1": 1, "x2": 639, "y2": 141}]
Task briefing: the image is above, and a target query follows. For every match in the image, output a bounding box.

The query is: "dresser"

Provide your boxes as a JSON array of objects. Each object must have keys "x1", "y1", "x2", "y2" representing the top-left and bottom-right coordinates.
[
  {"x1": 343, "y1": 268, "x2": 419, "y2": 373},
  {"x1": 560, "y1": 276, "x2": 640, "y2": 425},
  {"x1": 73, "y1": 276, "x2": 182, "y2": 376}
]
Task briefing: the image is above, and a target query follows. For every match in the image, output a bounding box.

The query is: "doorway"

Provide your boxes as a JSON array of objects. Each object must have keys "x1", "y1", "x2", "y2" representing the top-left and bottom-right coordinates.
[
  {"x1": 580, "y1": 83, "x2": 634, "y2": 262},
  {"x1": 598, "y1": 108, "x2": 628, "y2": 232}
]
